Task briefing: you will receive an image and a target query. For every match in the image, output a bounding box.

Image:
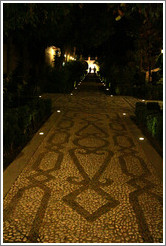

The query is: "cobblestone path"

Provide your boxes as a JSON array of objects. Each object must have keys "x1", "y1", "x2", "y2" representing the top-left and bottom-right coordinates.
[{"x1": 3, "y1": 74, "x2": 163, "y2": 243}]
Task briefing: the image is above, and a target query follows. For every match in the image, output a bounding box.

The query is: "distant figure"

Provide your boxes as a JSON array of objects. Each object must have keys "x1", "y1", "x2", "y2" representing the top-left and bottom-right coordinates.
[
  {"x1": 89, "y1": 67, "x2": 91, "y2": 73},
  {"x1": 94, "y1": 67, "x2": 96, "y2": 73}
]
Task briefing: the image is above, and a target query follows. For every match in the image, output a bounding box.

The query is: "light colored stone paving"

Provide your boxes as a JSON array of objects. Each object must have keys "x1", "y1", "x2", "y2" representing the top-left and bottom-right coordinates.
[{"x1": 3, "y1": 75, "x2": 163, "y2": 243}]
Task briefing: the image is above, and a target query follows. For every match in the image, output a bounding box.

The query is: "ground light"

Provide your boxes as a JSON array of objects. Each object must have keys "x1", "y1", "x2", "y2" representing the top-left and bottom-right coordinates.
[
  {"x1": 57, "y1": 110, "x2": 61, "y2": 113},
  {"x1": 75, "y1": 87, "x2": 77, "y2": 89},
  {"x1": 111, "y1": 95, "x2": 113, "y2": 97},
  {"x1": 123, "y1": 113, "x2": 126, "y2": 115},
  {"x1": 106, "y1": 88, "x2": 109, "y2": 91},
  {"x1": 139, "y1": 137, "x2": 144, "y2": 141},
  {"x1": 39, "y1": 132, "x2": 44, "y2": 135},
  {"x1": 142, "y1": 99, "x2": 145, "y2": 102},
  {"x1": 71, "y1": 93, "x2": 73, "y2": 96},
  {"x1": 39, "y1": 96, "x2": 42, "y2": 98}
]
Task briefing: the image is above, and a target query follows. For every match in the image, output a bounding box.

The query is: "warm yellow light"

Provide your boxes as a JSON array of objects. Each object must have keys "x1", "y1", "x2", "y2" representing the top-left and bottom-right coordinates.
[
  {"x1": 45, "y1": 46, "x2": 56, "y2": 67},
  {"x1": 51, "y1": 48, "x2": 54, "y2": 55},
  {"x1": 69, "y1": 56, "x2": 75, "y2": 61},
  {"x1": 115, "y1": 15, "x2": 122, "y2": 21},
  {"x1": 123, "y1": 113, "x2": 126, "y2": 116},
  {"x1": 86, "y1": 57, "x2": 99, "y2": 73},
  {"x1": 139, "y1": 137, "x2": 144, "y2": 141},
  {"x1": 39, "y1": 132, "x2": 44, "y2": 135},
  {"x1": 57, "y1": 110, "x2": 61, "y2": 113}
]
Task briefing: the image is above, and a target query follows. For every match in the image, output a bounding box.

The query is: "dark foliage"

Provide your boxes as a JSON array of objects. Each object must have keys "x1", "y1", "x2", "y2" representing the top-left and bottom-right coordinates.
[
  {"x1": 40, "y1": 61, "x2": 87, "y2": 93},
  {"x1": 135, "y1": 102, "x2": 162, "y2": 144},
  {"x1": 3, "y1": 98, "x2": 52, "y2": 167}
]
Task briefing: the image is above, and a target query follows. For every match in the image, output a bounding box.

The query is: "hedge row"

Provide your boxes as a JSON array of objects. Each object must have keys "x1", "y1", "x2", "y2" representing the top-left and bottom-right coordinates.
[
  {"x1": 113, "y1": 84, "x2": 162, "y2": 100},
  {"x1": 99, "y1": 75, "x2": 162, "y2": 100},
  {"x1": 40, "y1": 61, "x2": 88, "y2": 93},
  {"x1": 4, "y1": 98, "x2": 52, "y2": 152},
  {"x1": 135, "y1": 102, "x2": 163, "y2": 144},
  {"x1": 132, "y1": 84, "x2": 163, "y2": 100}
]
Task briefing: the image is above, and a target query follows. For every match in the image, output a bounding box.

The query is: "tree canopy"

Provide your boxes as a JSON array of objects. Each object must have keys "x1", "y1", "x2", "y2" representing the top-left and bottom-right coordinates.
[{"x1": 3, "y1": 2, "x2": 163, "y2": 87}]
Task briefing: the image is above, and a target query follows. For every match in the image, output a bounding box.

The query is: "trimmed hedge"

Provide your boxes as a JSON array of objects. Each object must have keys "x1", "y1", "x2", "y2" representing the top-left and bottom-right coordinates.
[
  {"x1": 135, "y1": 102, "x2": 147, "y2": 126},
  {"x1": 146, "y1": 114, "x2": 163, "y2": 142},
  {"x1": 41, "y1": 60, "x2": 88, "y2": 93},
  {"x1": 111, "y1": 84, "x2": 162, "y2": 100},
  {"x1": 4, "y1": 98, "x2": 52, "y2": 152},
  {"x1": 135, "y1": 102, "x2": 163, "y2": 144},
  {"x1": 132, "y1": 84, "x2": 163, "y2": 100}
]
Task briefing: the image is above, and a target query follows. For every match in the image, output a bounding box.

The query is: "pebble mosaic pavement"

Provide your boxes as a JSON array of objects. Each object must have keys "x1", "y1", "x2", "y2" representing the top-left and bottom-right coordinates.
[{"x1": 3, "y1": 74, "x2": 163, "y2": 243}]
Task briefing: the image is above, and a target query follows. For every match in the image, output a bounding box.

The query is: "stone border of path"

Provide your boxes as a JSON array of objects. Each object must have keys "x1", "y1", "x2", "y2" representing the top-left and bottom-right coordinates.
[{"x1": 3, "y1": 111, "x2": 63, "y2": 198}]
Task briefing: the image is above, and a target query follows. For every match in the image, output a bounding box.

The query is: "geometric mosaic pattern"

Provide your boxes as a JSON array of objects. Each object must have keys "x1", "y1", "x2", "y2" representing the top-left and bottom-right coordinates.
[{"x1": 3, "y1": 74, "x2": 163, "y2": 243}]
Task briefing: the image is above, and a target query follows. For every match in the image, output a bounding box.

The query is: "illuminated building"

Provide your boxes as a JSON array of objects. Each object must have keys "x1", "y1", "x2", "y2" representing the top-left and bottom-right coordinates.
[{"x1": 45, "y1": 46, "x2": 61, "y2": 67}]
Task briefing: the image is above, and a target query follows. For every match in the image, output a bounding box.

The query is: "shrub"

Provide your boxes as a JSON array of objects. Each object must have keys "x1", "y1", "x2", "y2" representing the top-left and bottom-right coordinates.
[
  {"x1": 3, "y1": 108, "x2": 21, "y2": 150},
  {"x1": 146, "y1": 113, "x2": 163, "y2": 143},
  {"x1": 135, "y1": 102, "x2": 163, "y2": 144},
  {"x1": 133, "y1": 84, "x2": 163, "y2": 100},
  {"x1": 42, "y1": 67, "x2": 67, "y2": 93},
  {"x1": 18, "y1": 105, "x2": 32, "y2": 131},
  {"x1": 146, "y1": 114, "x2": 158, "y2": 137},
  {"x1": 115, "y1": 86, "x2": 120, "y2": 95},
  {"x1": 146, "y1": 102, "x2": 161, "y2": 112},
  {"x1": 4, "y1": 98, "x2": 52, "y2": 153},
  {"x1": 41, "y1": 60, "x2": 87, "y2": 93},
  {"x1": 135, "y1": 102, "x2": 147, "y2": 125}
]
